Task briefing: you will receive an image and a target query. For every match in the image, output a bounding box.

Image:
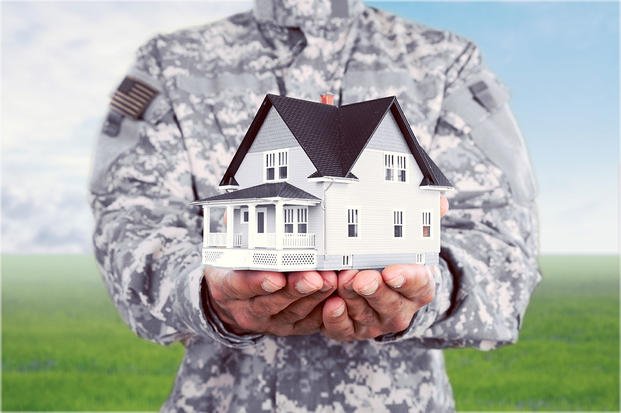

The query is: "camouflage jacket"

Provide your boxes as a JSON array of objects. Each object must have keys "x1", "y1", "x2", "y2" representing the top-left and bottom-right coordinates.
[{"x1": 89, "y1": 1, "x2": 541, "y2": 411}]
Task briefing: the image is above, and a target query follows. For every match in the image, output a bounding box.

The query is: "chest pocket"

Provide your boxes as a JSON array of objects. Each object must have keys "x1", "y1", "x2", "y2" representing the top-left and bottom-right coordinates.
[
  {"x1": 340, "y1": 70, "x2": 443, "y2": 149},
  {"x1": 174, "y1": 73, "x2": 280, "y2": 196}
]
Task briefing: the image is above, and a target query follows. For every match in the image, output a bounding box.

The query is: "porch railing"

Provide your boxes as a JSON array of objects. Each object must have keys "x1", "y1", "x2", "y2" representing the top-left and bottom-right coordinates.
[
  {"x1": 208, "y1": 232, "x2": 316, "y2": 249},
  {"x1": 206, "y1": 233, "x2": 226, "y2": 247},
  {"x1": 283, "y1": 233, "x2": 316, "y2": 248}
]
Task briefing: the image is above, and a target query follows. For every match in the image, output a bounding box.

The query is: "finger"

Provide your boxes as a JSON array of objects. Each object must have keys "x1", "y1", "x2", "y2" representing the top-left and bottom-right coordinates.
[
  {"x1": 352, "y1": 270, "x2": 410, "y2": 326},
  {"x1": 338, "y1": 270, "x2": 379, "y2": 327},
  {"x1": 290, "y1": 304, "x2": 324, "y2": 336},
  {"x1": 248, "y1": 271, "x2": 325, "y2": 316},
  {"x1": 381, "y1": 264, "x2": 435, "y2": 306},
  {"x1": 272, "y1": 271, "x2": 337, "y2": 323},
  {"x1": 440, "y1": 195, "x2": 449, "y2": 217},
  {"x1": 321, "y1": 296, "x2": 355, "y2": 341},
  {"x1": 206, "y1": 267, "x2": 286, "y2": 301}
]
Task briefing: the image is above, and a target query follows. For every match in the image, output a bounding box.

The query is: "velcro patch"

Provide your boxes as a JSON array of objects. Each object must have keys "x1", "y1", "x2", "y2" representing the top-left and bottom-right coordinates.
[
  {"x1": 110, "y1": 77, "x2": 158, "y2": 119},
  {"x1": 468, "y1": 81, "x2": 499, "y2": 112}
]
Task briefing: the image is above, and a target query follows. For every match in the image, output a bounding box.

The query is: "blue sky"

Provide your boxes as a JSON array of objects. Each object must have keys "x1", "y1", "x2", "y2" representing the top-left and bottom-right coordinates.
[{"x1": 1, "y1": 1, "x2": 619, "y2": 254}]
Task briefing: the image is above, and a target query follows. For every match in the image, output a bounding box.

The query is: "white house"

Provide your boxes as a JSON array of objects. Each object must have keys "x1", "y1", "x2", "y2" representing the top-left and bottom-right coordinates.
[{"x1": 191, "y1": 94, "x2": 453, "y2": 271}]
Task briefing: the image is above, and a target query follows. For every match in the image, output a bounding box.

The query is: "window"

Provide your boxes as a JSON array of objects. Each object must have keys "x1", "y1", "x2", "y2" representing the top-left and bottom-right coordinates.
[
  {"x1": 384, "y1": 153, "x2": 407, "y2": 182},
  {"x1": 265, "y1": 150, "x2": 288, "y2": 181},
  {"x1": 297, "y1": 208, "x2": 308, "y2": 233},
  {"x1": 422, "y1": 211, "x2": 431, "y2": 237},
  {"x1": 265, "y1": 152, "x2": 276, "y2": 180},
  {"x1": 284, "y1": 208, "x2": 294, "y2": 233},
  {"x1": 397, "y1": 155, "x2": 407, "y2": 182},
  {"x1": 241, "y1": 208, "x2": 249, "y2": 224},
  {"x1": 384, "y1": 154, "x2": 394, "y2": 181},
  {"x1": 284, "y1": 207, "x2": 307, "y2": 233},
  {"x1": 347, "y1": 209, "x2": 359, "y2": 238},
  {"x1": 278, "y1": 151, "x2": 288, "y2": 179},
  {"x1": 393, "y1": 211, "x2": 403, "y2": 238}
]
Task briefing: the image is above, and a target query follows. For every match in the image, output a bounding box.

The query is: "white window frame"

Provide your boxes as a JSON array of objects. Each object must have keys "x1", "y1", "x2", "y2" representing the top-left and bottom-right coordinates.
[
  {"x1": 240, "y1": 207, "x2": 249, "y2": 224},
  {"x1": 422, "y1": 211, "x2": 432, "y2": 238},
  {"x1": 384, "y1": 152, "x2": 407, "y2": 183},
  {"x1": 284, "y1": 206, "x2": 308, "y2": 234},
  {"x1": 264, "y1": 149, "x2": 288, "y2": 182},
  {"x1": 347, "y1": 208, "x2": 359, "y2": 238},
  {"x1": 393, "y1": 210, "x2": 404, "y2": 238}
]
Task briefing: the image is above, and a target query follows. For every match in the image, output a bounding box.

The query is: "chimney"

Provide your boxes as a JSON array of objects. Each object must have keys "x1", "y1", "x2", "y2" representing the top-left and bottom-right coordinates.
[{"x1": 320, "y1": 93, "x2": 335, "y2": 105}]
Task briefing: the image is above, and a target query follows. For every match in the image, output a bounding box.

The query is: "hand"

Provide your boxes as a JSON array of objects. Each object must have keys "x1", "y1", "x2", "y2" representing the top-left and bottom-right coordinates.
[
  {"x1": 203, "y1": 267, "x2": 337, "y2": 336},
  {"x1": 321, "y1": 265, "x2": 434, "y2": 341}
]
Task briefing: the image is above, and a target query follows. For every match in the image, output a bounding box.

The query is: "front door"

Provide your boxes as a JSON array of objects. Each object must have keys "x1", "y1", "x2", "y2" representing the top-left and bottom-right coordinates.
[{"x1": 257, "y1": 210, "x2": 265, "y2": 234}]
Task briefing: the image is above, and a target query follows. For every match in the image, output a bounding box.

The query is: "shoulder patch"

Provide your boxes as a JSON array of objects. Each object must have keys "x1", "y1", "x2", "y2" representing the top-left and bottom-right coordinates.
[{"x1": 110, "y1": 76, "x2": 158, "y2": 120}]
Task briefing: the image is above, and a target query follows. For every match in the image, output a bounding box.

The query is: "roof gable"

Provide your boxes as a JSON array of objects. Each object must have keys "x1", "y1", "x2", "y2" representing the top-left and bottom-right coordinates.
[{"x1": 219, "y1": 94, "x2": 452, "y2": 188}]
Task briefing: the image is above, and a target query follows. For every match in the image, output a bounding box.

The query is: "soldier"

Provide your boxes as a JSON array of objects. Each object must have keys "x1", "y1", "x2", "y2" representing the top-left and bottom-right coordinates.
[{"x1": 89, "y1": 0, "x2": 541, "y2": 411}]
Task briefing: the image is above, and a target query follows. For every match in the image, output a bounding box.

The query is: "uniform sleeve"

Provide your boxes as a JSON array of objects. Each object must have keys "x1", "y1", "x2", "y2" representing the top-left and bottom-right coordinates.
[
  {"x1": 378, "y1": 42, "x2": 542, "y2": 349},
  {"x1": 89, "y1": 38, "x2": 261, "y2": 348}
]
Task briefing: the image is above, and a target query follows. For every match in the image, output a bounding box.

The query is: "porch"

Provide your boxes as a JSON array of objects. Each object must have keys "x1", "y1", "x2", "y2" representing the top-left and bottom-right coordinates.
[{"x1": 201, "y1": 198, "x2": 320, "y2": 251}]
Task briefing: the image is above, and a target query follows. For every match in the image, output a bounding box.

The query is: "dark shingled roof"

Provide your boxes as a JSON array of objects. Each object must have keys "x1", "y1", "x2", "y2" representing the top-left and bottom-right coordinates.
[
  {"x1": 192, "y1": 182, "x2": 319, "y2": 204},
  {"x1": 219, "y1": 94, "x2": 452, "y2": 188}
]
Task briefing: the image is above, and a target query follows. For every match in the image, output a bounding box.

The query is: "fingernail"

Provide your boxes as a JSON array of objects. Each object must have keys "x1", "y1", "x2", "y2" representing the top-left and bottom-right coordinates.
[
  {"x1": 295, "y1": 277, "x2": 321, "y2": 294},
  {"x1": 358, "y1": 278, "x2": 379, "y2": 296},
  {"x1": 331, "y1": 304, "x2": 345, "y2": 317},
  {"x1": 261, "y1": 278, "x2": 281, "y2": 293},
  {"x1": 386, "y1": 274, "x2": 405, "y2": 289},
  {"x1": 320, "y1": 282, "x2": 332, "y2": 292}
]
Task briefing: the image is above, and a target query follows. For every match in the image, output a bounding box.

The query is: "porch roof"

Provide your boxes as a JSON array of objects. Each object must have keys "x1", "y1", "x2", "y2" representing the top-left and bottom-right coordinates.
[{"x1": 191, "y1": 182, "x2": 320, "y2": 205}]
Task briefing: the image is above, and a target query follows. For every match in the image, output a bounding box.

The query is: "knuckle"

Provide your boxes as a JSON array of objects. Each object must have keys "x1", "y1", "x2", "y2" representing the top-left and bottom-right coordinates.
[
  {"x1": 356, "y1": 307, "x2": 377, "y2": 326},
  {"x1": 280, "y1": 307, "x2": 307, "y2": 323},
  {"x1": 234, "y1": 310, "x2": 257, "y2": 332}
]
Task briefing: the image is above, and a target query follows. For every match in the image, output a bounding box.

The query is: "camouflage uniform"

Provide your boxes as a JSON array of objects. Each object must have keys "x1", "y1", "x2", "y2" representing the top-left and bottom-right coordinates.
[{"x1": 89, "y1": 0, "x2": 541, "y2": 411}]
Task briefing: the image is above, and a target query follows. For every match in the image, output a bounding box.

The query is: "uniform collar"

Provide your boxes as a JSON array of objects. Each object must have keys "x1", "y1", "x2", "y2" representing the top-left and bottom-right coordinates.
[{"x1": 253, "y1": 0, "x2": 364, "y2": 29}]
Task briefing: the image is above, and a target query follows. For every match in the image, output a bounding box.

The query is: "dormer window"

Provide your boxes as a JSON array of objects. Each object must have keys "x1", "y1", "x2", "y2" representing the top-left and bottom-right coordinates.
[
  {"x1": 384, "y1": 153, "x2": 407, "y2": 182},
  {"x1": 265, "y1": 149, "x2": 288, "y2": 182}
]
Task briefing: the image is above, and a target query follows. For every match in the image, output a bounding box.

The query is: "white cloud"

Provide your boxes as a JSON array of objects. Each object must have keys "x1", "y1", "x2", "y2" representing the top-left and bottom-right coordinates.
[{"x1": 1, "y1": 1, "x2": 250, "y2": 253}]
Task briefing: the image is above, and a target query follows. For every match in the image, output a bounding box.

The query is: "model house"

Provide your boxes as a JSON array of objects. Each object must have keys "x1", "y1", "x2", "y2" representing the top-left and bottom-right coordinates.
[{"x1": 191, "y1": 94, "x2": 453, "y2": 271}]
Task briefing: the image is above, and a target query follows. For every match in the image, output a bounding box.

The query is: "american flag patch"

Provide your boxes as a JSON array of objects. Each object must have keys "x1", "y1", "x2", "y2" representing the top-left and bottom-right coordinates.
[{"x1": 110, "y1": 77, "x2": 158, "y2": 119}]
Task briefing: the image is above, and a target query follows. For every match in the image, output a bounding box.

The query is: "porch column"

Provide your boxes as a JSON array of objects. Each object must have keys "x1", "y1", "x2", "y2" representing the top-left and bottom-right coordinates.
[
  {"x1": 247, "y1": 204, "x2": 256, "y2": 249},
  {"x1": 202, "y1": 205, "x2": 210, "y2": 248},
  {"x1": 225, "y1": 205, "x2": 234, "y2": 248},
  {"x1": 275, "y1": 201, "x2": 284, "y2": 250}
]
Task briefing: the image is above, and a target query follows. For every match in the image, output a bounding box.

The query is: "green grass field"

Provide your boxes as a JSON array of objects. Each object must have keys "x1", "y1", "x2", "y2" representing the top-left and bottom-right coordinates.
[{"x1": 2, "y1": 255, "x2": 619, "y2": 411}]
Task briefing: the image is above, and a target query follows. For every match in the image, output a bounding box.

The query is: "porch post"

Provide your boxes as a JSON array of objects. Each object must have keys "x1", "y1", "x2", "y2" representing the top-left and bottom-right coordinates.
[
  {"x1": 202, "y1": 205, "x2": 210, "y2": 248},
  {"x1": 225, "y1": 205, "x2": 234, "y2": 248},
  {"x1": 247, "y1": 204, "x2": 256, "y2": 249},
  {"x1": 275, "y1": 200, "x2": 284, "y2": 250}
]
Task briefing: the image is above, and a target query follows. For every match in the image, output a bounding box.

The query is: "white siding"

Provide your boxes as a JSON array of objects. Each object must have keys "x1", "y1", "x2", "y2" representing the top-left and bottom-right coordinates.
[
  {"x1": 248, "y1": 108, "x2": 297, "y2": 153},
  {"x1": 235, "y1": 147, "x2": 325, "y2": 198},
  {"x1": 324, "y1": 148, "x2": 441, "y2": 255},
  {"x1": 365, "y1": 112, "x2": 410, "y2": 152}
]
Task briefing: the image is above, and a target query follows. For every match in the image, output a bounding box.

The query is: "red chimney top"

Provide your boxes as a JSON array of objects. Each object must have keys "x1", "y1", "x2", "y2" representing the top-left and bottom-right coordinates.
[{"x1": 320, "y1": 93, "x2": 335, "y2": 105}]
